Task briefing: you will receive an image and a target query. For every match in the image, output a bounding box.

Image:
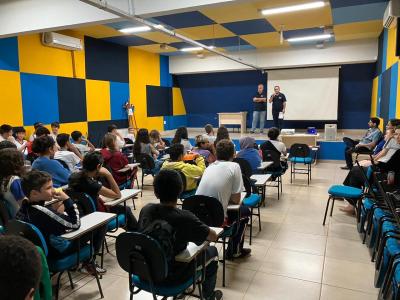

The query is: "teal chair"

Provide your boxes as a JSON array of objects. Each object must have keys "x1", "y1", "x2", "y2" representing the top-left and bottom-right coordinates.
[{"x1": 289, "y1": 143, "x2": 313, "y2": 185}]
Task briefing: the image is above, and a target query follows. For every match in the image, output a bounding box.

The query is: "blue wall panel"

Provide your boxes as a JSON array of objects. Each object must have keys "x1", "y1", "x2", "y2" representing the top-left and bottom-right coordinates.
[
  {"x1": 20, "y1": 73, "x2": 59, "y2": 126},
  {"x1": 110, "y1": 81, "x2": 130, "y2": 120},
  {"x1": 160, "y1": 55, "x2": 172, "y2": 87},
  {"x1": 0, "y1": 37, "x2": 19, "y2": 71},
  {"x1": 389, "y1": 63, "x2": 398, "y2": 119},
  {"x1": 380, "y1": 68, "x2": 391, "y2": 123},
  {"x1": 164, "y1": 115, "x2": 188, "y2": 130}
]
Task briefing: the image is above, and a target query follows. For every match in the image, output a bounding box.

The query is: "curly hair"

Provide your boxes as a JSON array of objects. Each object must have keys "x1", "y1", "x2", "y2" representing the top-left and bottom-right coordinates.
[{"x1": 0, "y1": 148, "x2": 25, "y2": 191}]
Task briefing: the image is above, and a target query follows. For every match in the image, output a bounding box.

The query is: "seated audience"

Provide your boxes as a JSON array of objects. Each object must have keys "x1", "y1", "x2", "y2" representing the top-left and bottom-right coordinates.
[
  {"x1": 192, "y1": 135, "x2": 216, "y2": 164},
  {"x1": 0, "y1": 235, "x2": 42, "y2": 300},
  {"x1": 261, "y1": 127, "x2": 287, "y2": 156},
  {"x1": 125, "y1": 127, "x2": 135, "y2": 143},
  {"x1": 17, "y1": 170, "x2": 106, "y2": 274},
  {"x1": 171, "y1": 126, "x2": 193, "y2": 152},
  {"x1": 28, "y1": 122, "x2": 44, "y2": 142},
  {"x1": 26, "y1": 126, "x2": 51, "y2": 162},
  {"x1": 214, "y1": 126, "x2": 231, "y2": 147},
  {"x1": 341, "y1": 117, "x2": 382, "y2": 170},
  {"x1": 139, "y1": 169, "x2": 222, "y2": 300},
  {"x1": 203, "y1": 124, "x2": 216, "y2": 143},
  {"x1": 150, "y1": 129, "x2": 166, "y2": 150},
  {"x1": 196, "y1": 139, "x2": 251, "y2": 259},
  {"x1": 31, "y1": 136, "x2": 70, "y2": 187},
  {"x1": 237, "y1": 136, "x2": 262, "y2": 173},
  {"x1": 50, "y1": 121, "x2": 60, "y2": 142},
  {"x1": 0, "y1": 124, "x2": 15, "y2": 143},
  {"x1": 54, "y1": 133, "x2": 81, "y2": 172},
  {"x1": 133, "y1": 128, "x2": 163, "y2": 174},
  {"x1": 162, "y1": 143, "x2": 205, "y2": 191},
  {"x1": 71, "y1": 130, "x2": 95, "y2": 156},
  {"x1": 13, "y1": 127, "x2": 28, "y2": 155},
  {"x1": 0, "y1": 140, "x2": 17, "y2": 150},
  {"x1": 0, "y1": 148, "x2": 25, "y2": 218},
  {"x1": 107, "y1": 124, "x2": 125, "y2": 149},
  {"x1": 68, "y1": 152, "x2": 138, "y2": 231}
]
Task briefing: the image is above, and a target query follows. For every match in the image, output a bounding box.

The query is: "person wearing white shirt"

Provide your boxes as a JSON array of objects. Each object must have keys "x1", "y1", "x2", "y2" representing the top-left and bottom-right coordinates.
[
  {"x1": 50, "y1": 121, "x2": 60, "y2": 143},
  {"x1": 107, "y1": 124, "x2": 125, "y2": 149},
  {"x1": 54, "y1": 133, "x2": 81, "y2": 172},
  {"x1": 203, "y1": 124, "x2": 217, "y2": 143},
  {"x1": 0, "y1": 124, "x2": 15, "y2": 143},
  {"x1": 171, "y1": 127, "x2": 193, "y2": 153},
  {"x1": 28, "y1": 122, "x2": 44, "y2": 142},
  {"x1": 13, "y1": 127, "x2": 28, "y2": 156},
  {"x1": 70, "y1": 130, "x2": 95, "y2": 156},
  {"x1": 196, "y1": 139, "x2": 251, "y2": 259}
]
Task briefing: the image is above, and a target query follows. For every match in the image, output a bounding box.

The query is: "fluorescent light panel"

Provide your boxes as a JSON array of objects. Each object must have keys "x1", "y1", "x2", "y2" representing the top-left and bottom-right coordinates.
[
  {"x1": 287, "y1": 34, "x2": 332, "y2": 42},
  {"x1": 180, "y1": 45, "x2": 215, "y2": 52},
  {"x1": 261, "y1": 1, "x2": 325, "y2": 15},
  {"x1": 119, "y1": 26, "x2": 151, "y2": 33}
]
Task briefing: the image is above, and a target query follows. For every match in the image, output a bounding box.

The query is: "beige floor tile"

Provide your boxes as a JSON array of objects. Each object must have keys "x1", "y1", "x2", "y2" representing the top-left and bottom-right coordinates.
[
  {"x1": 244, "y1": 272, "x2": 321, "y2": 300},
  {"x1": 328, "y1": 223, "x2": 361, "y2": 241},
  {"x1": 320, "y1": 284, "x2": 378, "y2": 300},
  {"x1": 322, "y1": 257, "x2": 378, "y2": 294},
  {"x1": 272, "y1": 229, "x2": 327, "y2": 255},
  {"x1": 279, "y1": 221, "x2": 328, "y2": 236},
  {"x1": 225, "y1": 243, "x2": 270, "y2": 271},
  {"x1": 325, "y1": 237, "x2": 372, "y2": 264},
  {"x1": 259, "y1": 248, "x2": 324, "y2": 283},
  {"x1": 217, "y1": 266, "x2": 256, "y2": 298}
]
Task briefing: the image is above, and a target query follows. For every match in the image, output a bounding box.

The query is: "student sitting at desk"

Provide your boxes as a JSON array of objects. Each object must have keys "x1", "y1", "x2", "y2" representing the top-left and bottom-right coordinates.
[
  {"x1": 68, "y1": 152, "x2": 138, "y2": 231},
  {"x1": 107, "y1": 124, "x2": 125, "y2": 149},
  {"x1": 13, "y1": 127, "x2": 28, "y2": 156},
  {"x1": 171, "y1": 126, "x2": 193, "y2": 153},
  {"x1": 0, "y1": 124, "x2": 15, "y2": 143},
  {"x1": 71, "y1": 130, "x2": 95, "y2": 156},
  {"x1": 236, "y1": 136, "x2": 261, "y2": 173},
  {"x1": 161, "y1": 143, "x2": 205, "y2": 191},
  {"x1": 134, "y1": 128, "x2": 163, "y2": 175},
  {"x1": 196, "y1": 139, "x2": 251, "y2": 259},
  {"x1": 28, "y1": 122, "x2": 43, "y2": 142},
  {"x1": 31, "y1": 136, "x2": 71, "y2": 188},
  {"x1": 203, "y1": 124, "x2": 216, "y2": 143},
  {"x1": 192, "y1": 135, "x2": 216, "y2": 165},
  {"x1": 261, "y1": 127, "x2": 287, "y2": 156},
  {"x1": 150, "y1": 129, "x2": 166, "y2": 150},
  {"x1": 54, "y1": 133, "x2": 82, "y2": 172},
  {"x1": 139, "y1": 169, "x2": 222, "y2": 300}
]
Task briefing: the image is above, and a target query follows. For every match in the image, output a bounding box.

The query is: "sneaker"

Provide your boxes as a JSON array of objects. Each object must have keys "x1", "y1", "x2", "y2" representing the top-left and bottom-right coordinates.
[
  {"x1": 233, "y1": 248, "x2": 251, "y2": 259},
  {"x1": 340, "y1": 166, "x2": 350, "y2": 170},
  {"x1": 212, "y1": 290, "x2": 223, "y2": 300},
  {"x1": 81, "y1": 263, "x2": 107, "y2": 275}
]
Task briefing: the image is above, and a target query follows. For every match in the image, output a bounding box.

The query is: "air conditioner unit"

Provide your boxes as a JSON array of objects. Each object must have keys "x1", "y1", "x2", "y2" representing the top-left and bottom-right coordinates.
[
  {"x1": 324, "y1": 124, "x2": 337, "y2": 141},
  {"x1": 42, "y1": 32, "x2": 83, "y2": 51},
  {"x1": 383, "y1": 0, "x2": 400, "y2": 29}
]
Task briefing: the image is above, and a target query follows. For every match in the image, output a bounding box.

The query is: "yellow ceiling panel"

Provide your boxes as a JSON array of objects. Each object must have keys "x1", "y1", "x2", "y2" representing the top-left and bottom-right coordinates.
[
  {"x1": 175, "y1": 24, "x2": 235, "y2": 40},
  {"x1": 135, "y1": 31, "x2": 181, "y2": 43},
  {"x1": 334, "y1": 20, "x2": 383, "y2": 41},
  {"x1": 130, "y1": 44, "x2": 178, "y2": 53},
  {"x1": 68, "y1": 25, "x2": 122, "y2": 39},
  {"x1": 241, "y1": 32, "x2": 289, "y2": 48},
  {"x1": 200, "y1": 2, "x2": 264, "y2": 23}
]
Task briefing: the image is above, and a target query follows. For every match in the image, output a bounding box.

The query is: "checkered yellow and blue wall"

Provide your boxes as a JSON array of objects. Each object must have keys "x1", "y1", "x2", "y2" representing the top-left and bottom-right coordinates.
[
  {"x1": 0, "y1": 32, "x2": 186, "y2": 145},
  {"x1": 371, "y1": 25, "x2": 400, "y2": 127}
]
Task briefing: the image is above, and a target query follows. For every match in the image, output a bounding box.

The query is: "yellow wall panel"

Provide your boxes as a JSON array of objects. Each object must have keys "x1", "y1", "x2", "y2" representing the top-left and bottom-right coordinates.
[
  {"x1": 18, "y1": 34, "x2": 85, "y2": 78},
  {"x1": 86, "y1": 80, "x2": 111, "y2": 121},
  {"x1": 128, "y1": 48, "x2": 163, "y2": 131},
  {"x1": 386, "y1": 26, "x2": 398, "y2": 69},
  {"x1": 371, "y1": 76, "x2": 379, "y2": 117},
  {"x1": 59, "y1": 122, "x2": 89, "y2": 136},
  {"x1": 0, "y1": 70, "x2": 23, "y2": 126},
  {"x1": 173, "y1": 88, "x2": 186, "y2": 115}
]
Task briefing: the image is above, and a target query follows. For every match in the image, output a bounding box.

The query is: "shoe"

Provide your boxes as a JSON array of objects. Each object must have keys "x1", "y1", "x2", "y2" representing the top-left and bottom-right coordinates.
[
  {"x1": 81, "y1": 263, "x2": 107, "y2": 275},
  {"x1": 339, "y1": 205, "x2": 355, "y2": 215},
  {"x1": 212, "y1": 290, "x2": 223, "y2": 300},
  {"x1": 340, "y1": 166, "x2": 350, "y2": 170},
  {"x1": 233, "y1": 248, "x2": 251, "y2": 259}
]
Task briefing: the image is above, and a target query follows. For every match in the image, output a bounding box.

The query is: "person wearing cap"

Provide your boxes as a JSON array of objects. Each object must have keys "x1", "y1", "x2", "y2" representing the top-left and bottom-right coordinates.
[{"x1": 192, "y1": 135, "x2": 216, "y2": 165}]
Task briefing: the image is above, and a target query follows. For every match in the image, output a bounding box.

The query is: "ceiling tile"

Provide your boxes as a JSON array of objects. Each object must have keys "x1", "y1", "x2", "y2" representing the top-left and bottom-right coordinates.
[
  {"x1": 175, "y1": 24, "x2": 235, "y2": 40},
  {"x1": 222, "y1": 19, "x2": 276, "y2": 35},
  {"x1": 154, "y1": 11, "x2": 215, "y2": 29},
  {"x1": 241, "y1": 32, "x2": 289, "y2": 48}
]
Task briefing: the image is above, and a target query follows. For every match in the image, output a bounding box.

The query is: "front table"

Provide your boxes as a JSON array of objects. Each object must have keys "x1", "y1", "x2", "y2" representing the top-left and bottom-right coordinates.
[{"x1": 218, "y1": 112, "x2": 247, "y2": 134}]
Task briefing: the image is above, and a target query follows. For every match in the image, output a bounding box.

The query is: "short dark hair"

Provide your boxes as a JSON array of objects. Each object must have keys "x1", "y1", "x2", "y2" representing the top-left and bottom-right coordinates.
[
  {"x1": 13, "y1": 127, "x2": 26, "y2": 134},
  {"x1": 51, "y1": 122, "x2": 60, "y2": 128},
  {"x1": 0, "y1": 235, "x2": 42, "y2": 300},
  {"x1": 56, "y1": 133, "x2": 70, "y2": 148},
  {"x1": 0, "y1": 148, "x2": 25, "y2": 181},
  {"x1": 370, "y1": 117, "x2": 380, "y2": 127},
  {"x1": 71, "y1": 131, "x2": 82, "y2": 142},
  {"x1": 267, "y1": 127, "x2": 280, "y2": 140},
  {"x1": 107, "y1": 124, "x2": 118, "y2": 133},
  {"x1": 35, "y1": 126, "x2": 50, "y2": 137},
  {"x1": 0, "y1": 140, "x2": 17, "y2": 150},
  {"x1": 82, "y1": 152, "x2": 103, "y2": 172},
  {"x1": 389, "y1": 119, "x2": 400, "y2": 127},
  {"x1": 216, "y1": 139, "x2": 234, "y2": 161},
  {"x1": 21, "y1": 170, "x2": 52, "y2": 197},
  {"x1": 204, "y1": 124, "x2": 213, "y2": 134},
  {"x1": 32, "y1": 135, "x2": 54, "y2": 154},
  {"x1": 0, "y1": 124, "x2": 12, "y2": 134},
  {"x1": 169, "y1": 143, "x2": 184, "y2": 161},
  {"x1": 33, "y1": 122, "x2": 43, "y2": 130},
  {"x1": 153, "y1": 169, "x2": 183, "y2": 203}
]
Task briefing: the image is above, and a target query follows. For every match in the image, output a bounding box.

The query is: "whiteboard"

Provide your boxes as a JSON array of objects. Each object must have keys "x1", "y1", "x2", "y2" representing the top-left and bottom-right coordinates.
[{"x1": 266, "y1": 66, "x2": 339, "y2": 121}]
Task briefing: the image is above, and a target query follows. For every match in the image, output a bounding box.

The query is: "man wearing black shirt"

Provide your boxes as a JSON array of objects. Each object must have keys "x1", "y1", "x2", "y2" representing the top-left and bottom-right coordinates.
[
  {"x1": 269, "y1": 85, "x2": 287, "y2": 130},
  {"x1": 139, "y1": 169, "x2": 222, "y2": 300},
  {"x1": 250, "y1": 83, "x2": 267, "y2": 133}
]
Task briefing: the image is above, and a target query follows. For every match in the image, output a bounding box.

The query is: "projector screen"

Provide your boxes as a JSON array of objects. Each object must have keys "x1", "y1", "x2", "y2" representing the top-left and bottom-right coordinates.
[{"x1": 266, "y1": 66, "x2": 339, "y2": 121}]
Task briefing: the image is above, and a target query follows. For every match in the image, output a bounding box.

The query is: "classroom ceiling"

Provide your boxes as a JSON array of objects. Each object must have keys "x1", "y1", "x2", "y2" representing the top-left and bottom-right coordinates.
[{"x1": 71, "y1": 0, "x2": 388, "y2": 55}]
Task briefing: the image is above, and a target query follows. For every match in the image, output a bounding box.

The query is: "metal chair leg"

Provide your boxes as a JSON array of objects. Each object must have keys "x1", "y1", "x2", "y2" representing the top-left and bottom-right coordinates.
[
  {"x1": 323, "y1": 196, "x2": 332, "y2": 225},
  {"x1": 93, "y1": 261, "x2": 104, "y2": 298},
  {"x1": 249, "y1": 207, "x2": 253, "y2": 245},
  {"x1": 67, "y1": 271, "x2": 74, "y2": 289},
  {"x1": 258, "y1": 206, "x2": 261, "y2": 231},
  {"x1": 330, "y1": 197, "x2": 336, "y2": 217}
]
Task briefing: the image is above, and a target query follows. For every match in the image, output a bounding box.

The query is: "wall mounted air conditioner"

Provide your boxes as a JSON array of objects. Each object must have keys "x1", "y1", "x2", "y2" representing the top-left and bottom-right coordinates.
[
  {"x1": 384, "y1": 0, "x2": 400, "y2": 29},
  {"x1": 42, "y1": 32, "x2": 83, "y2": 51}
]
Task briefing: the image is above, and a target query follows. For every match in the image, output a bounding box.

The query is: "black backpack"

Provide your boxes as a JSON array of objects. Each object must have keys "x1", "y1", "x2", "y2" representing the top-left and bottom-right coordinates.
[{"x1": 140, "y1": 219, "x2": 176, "y2": 263}]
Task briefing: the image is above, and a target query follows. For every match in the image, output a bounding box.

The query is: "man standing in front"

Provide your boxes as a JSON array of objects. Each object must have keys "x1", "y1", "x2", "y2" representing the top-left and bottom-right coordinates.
[
  {"x1": 250, "y1": 84, "x2": 267, "y2": 134},
  {"x1": 269, "y1": 85, "x2": 287, "y2": 130}
]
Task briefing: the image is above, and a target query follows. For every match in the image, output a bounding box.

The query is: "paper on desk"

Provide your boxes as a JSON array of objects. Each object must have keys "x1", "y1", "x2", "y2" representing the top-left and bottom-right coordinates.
[{"x1": 278, "y1": 112, "x2": 284, "y2": 119}]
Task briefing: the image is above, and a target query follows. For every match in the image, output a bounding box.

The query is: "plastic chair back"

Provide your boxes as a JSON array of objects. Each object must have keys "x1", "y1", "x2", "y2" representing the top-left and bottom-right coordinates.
[
  {"x1": 65, "y1": 190, "x2": 96, "y2": 216},
  {"x1": 262, "y1": 149, "x2": 282, "y2": 170},
  {"x1": 289, "y1": 143, "x2": 310, "y2": 158},
  {"x1": 136, "y1": 153, "x2": 155, "y2": 170},
  {"x1": 182, "y1": 195, "x2": 224, "y2": 227},
  {"x1": 233, "y1": 157, "x2": 253, "y2": 178}
]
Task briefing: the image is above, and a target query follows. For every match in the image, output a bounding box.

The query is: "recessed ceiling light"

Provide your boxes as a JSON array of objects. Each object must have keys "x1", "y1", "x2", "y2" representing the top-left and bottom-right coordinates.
[
  {"x1": 287, "y1": 34, "x2": 332, "y2": 42},
  {"x1": 180, "y1": 46, "x2": 215, "y2": 52},
  {"x1": 261, "y1": 1, "x2": 325, "y2": 16},
  {"x1": 118, "y1": 26, "x2": 151, "y2": 34}
]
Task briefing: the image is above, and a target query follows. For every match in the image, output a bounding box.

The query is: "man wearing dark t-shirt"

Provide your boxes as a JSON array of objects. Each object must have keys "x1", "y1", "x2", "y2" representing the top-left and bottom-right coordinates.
[
  {"x1": 139, "y1": 169, "x2": 222, "y2": 300},
  {"x1": 250, "y1": 83, "x2": 267, "y2": 134},
  {"x1": 269, "y1": 85, "x2": 287, "y2": 130}
]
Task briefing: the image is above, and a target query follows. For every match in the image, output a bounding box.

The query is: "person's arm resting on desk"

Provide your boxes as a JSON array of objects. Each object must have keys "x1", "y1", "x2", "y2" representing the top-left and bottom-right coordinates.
[{"x1": 98, "y1": 167, "x2": 121, "y2": 199}]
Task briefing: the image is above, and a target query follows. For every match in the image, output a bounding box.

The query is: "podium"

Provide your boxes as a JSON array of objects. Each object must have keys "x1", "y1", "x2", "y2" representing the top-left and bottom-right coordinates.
[{"x1": 218, "y1": 112, "x2": 247, "y2": 134}]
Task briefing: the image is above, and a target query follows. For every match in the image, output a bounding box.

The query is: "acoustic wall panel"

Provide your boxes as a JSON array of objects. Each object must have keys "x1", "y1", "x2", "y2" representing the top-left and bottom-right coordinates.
[
  {"x1": 110, "y1": 81, "x2": 129, "y2": 120},
  {"x1": 58, "y1": 77, "x2": 87, "y2": 123},
  {"x1": 85, "y1": 79, "x2": 110, "y2": 122},
  {"x1": 85, "y1": 36, "x2": 129, "y2": 83},
  {"x1": 0, "y1": 37, "x2": 19, "y2": 71},
  {"x1": 0, "y1": 70, "x2": 23, "y2": 125},
  {"x1": 88, "y1": 119, "x2": 129, "y2": 147},
  {"x1": 146, "y1": 85, "x2": 172, "y2": 117},
  {"x1": 20, "y1": 73, "x2": 59, "y2": 126},
  {"x1": 380, "y1": 68, "x2": 391, "y2": 123}
]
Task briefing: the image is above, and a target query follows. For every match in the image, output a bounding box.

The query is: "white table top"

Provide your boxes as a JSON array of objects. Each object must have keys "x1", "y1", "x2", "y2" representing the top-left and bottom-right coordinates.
[
  {"x1": 250, "y1": 174, "x2": 272, "y2": 186},
  {"x1": 175, "y1": 227, "x2": 224, "y2": 263},
  {"x1": 257, "y1": 161, "x2": 273, "y2": 170},
  {"x1": 103, "y1": 189, "x2": 141, "y2": 206},
  {"x1": 61, "y1": 212, "x2": 116, "y2": 240},
  {"x1": 117, "y1": 163, "x2": 140, "y2": 173},
  {"x1": 227, "y1": 192, "x2": 246, "y2": 210}
]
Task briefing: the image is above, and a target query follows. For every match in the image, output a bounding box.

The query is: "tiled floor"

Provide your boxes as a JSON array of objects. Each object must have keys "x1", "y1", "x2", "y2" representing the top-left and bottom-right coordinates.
[{"x1": 60, "y1": 161, "x2": 379, "y2": 300}]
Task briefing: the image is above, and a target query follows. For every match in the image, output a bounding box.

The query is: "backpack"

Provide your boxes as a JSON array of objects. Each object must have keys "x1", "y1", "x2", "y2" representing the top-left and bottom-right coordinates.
[{"x1": 140, "y1": 219, "x2": 176, "y2": 263}]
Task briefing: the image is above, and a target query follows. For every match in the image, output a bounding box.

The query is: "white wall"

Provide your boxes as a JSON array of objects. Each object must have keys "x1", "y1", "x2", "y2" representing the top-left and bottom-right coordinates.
[{"x1": 169, "y1": 39, "x2": 378, "y2": 74}]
